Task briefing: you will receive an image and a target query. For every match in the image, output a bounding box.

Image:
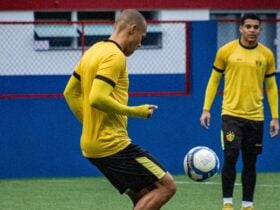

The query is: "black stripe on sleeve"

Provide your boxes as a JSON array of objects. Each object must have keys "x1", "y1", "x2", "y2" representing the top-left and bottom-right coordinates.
[
  {"x1": 213, "y1": 65, "x2": 225, "y2": 73},
  {"x1": 265, "y1": 72, "x2": 276, "y2": 78},
  {"x1": 95, "y1": 75, "x2": 116, "y2": 88},
  {"x1": 73, "y1": 71, "x2": 80, "y2": 80}
]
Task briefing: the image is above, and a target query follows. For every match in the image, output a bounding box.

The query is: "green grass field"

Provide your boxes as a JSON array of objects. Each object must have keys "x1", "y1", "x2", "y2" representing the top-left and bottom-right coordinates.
[{"x1": 0, "y1": 173, "x2": 279, "y2": 210}]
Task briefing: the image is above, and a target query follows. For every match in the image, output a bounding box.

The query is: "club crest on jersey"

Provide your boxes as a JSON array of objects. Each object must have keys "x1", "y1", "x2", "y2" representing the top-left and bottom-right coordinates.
[
  {"x1": 226, "y1": 131, "x2": 235, "y2": 142},
  {"x1": 256, "y1": 58, "x2": 264, "y2": 68}
]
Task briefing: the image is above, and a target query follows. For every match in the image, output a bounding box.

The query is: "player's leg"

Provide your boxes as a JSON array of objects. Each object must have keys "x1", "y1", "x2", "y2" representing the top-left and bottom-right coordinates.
[
  {"x1": 131, "y1": 172, "x2": 176, "y2": 210},
  {"x1": 241, "y1": 119, "x2": 263, "y2": 209},
  {"x1": 241, "y1": 152, "x2": 258, "y2": 203},
  {"x1": 87, "y1": 143, "x2": 176, "y2": 210},
  {"x1": 222, "y1": 149, "x2": 239, "y2": 198},
  {"x1": 126, "y1": 184, "x2": 156, "y2": 205},
  {"x1": 221, "y1": 115, "x2": 242, "y2": 209}
]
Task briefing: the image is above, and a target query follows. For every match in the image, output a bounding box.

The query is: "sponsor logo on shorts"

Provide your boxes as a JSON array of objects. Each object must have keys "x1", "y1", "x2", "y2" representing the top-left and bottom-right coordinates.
[{"x1": 226, "y1": 131, "x2": 235, "y2": 142}]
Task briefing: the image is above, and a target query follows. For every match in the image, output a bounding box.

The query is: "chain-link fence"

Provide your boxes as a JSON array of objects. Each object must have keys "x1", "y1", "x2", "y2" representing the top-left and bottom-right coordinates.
[
  {"x1": 2, "y1": 19, "x2": 279, "y2": 96},
  {"x1": 3, "y1": 19, "x2": 279, "y2": 75},
  {"x1": 217, "y1": 19, "x2": 280, "y2": 71},
  {"x1": 0, "y1": 20, "x2": 188, "y2": 76}
]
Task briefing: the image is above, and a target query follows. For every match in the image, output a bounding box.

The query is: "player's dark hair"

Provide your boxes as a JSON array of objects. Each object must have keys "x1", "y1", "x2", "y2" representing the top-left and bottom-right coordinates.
[{"x1": 241, "y1": 13, "x2": 261, "y2": 25}]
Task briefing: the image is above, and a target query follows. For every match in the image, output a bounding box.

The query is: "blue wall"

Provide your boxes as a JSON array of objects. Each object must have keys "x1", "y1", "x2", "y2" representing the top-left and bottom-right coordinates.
[{"x1": 1, "y1": 21, "x2": 280, "y2": 178}]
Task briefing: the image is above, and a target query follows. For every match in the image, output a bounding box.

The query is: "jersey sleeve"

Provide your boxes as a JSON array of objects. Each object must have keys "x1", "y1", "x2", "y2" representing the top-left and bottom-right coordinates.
[
  {"x1": 213, "y1": 47, "x2": 227, "y2": 71},
  {"x1": 265, "y1": 49, "x2": 276, "y2": 76},
  {"x1": 64, "y1": 74, "x2": 83, "y2": 123},
  {"x1": 96, "y1": 53, "x2": 126, "y2": 86},
  {"x1": 74, "y1": 59, "x2": 82, "y2": 77}
]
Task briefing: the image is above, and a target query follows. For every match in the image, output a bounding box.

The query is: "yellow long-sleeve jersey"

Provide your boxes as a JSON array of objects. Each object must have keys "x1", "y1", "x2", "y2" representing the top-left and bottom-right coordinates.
[{"x1": 203, "y1": 39, "x2": 278, "y2": 121}]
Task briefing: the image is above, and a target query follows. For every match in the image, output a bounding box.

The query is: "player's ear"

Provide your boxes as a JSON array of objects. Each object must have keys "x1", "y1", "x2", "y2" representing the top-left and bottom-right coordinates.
[
  {"x1": 129, "y1": 24, "x2": 137, "y2": 35},
  {"x1": 239, "y1": 25, "x2": 243, "y2": 35}
]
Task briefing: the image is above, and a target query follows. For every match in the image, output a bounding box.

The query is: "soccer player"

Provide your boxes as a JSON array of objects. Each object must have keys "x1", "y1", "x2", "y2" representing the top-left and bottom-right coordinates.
[
  {"x1": 200, "y1": 13, "x2": 279, "y2": 210},
  {"x1": 63, "y1": 9, "x2": 176, "y2": 210}
]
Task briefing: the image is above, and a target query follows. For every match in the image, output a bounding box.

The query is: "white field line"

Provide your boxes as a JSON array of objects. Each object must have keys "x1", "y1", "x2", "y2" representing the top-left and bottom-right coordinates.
[
  {"x1": 3, "y1": 179, "x2": 280, "y2": 188},
  {"x1": 175, "y1": 180, "x2": 280, "y2": 188}
]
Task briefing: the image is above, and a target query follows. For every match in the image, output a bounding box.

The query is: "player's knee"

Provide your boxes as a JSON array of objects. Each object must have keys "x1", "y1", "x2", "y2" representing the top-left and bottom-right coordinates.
[
  {"x1": 162, "y1": 173, "x2": 177, "y2": 198},
  {"x1": 224, "y1": 149, "x2": 239, "y2": 164},
  {"x1": 167, "y1": 181, "x2": 176, "y2": 198}
]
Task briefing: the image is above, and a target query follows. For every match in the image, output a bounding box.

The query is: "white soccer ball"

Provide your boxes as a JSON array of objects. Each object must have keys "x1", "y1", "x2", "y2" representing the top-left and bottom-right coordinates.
[{"x1": 183, "y1": 146, "x2": 220, "y2": 182}]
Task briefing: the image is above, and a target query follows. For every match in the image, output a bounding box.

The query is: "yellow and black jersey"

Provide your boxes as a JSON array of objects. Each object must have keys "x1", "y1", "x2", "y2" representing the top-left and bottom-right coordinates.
[
  {"x1": 74, "y1": 40, "x2": 131, "y2": 158},
  {"x1": 213, "y1": 39, "x2": 276, "y2": 120}
]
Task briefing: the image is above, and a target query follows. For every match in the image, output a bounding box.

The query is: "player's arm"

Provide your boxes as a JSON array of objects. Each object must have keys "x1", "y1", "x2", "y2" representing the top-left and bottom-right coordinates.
[
  {"x1": 265, "y1": 74, "x2": 279, "y2": 137},
  {"x1": 203, "y1": 68, "x2": 223, "y2": 111},
  {"x1": 89, "y1": 77, "x2": 156, "y2": 118},
  {"x1": 265, "y1": 74, "x2": 278, "y2": 118},
  {"x1": 200, "y1": 69, "x2": 223, "y2": 128},
  {"x1": 63, "y1": 73, "x2": 83, "y2": 123}
]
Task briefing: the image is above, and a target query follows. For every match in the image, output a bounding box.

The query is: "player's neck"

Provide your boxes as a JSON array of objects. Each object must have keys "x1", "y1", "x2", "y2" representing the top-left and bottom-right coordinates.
[{"x1": 239, "y1": 38, "x2": 258, "y2": 49}]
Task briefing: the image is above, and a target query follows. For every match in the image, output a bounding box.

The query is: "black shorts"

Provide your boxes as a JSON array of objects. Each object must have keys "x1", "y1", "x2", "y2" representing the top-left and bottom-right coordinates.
[
  {"x1": 221, "y1": 115, "x2": 264, "y2": 154},
  {"x1": 87, "y1": 144, "x2": 167, "y2": 194}
]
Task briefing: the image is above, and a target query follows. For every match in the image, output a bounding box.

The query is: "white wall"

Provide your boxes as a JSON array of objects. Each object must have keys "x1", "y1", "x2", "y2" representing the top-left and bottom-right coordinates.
[
  {"x1": 0, "y1": 11, "x2": 33, "y2": 21},
  {"x1": 160, "y1": 10, "x2": 210, "y2": 21}
]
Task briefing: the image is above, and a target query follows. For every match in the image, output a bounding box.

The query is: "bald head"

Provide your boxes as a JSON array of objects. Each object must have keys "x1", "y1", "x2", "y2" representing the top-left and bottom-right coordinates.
[
  {"x1": 115, "y1": 9, "x2": 146, "y2": 31},
  {"x1": 110, "y1": 9, "x2": 147, "y2": 56}
]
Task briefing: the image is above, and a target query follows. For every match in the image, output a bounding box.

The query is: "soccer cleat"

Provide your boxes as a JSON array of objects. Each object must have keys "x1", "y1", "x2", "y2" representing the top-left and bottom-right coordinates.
[
  {"x1": 222, "y1": 203, "x2": 233, "y2": 210},
  {"x1": 241, "y1": 207, "x2": 254, "y2": 210}
]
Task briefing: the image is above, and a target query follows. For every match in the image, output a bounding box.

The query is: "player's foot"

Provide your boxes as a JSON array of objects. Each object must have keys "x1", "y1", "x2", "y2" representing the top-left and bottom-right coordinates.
[
  {"x1": 241, "y1": 207, "x2": 254, "y2": 210},
  {"x1": 222, "y1": 203, "x2": 233, "y2": 210}
]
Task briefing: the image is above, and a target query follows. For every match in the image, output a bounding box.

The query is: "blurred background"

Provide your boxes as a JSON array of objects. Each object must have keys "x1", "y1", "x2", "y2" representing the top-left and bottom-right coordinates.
[{"x1": 0, "y1": 0, "x2": 280, "y2": 178}]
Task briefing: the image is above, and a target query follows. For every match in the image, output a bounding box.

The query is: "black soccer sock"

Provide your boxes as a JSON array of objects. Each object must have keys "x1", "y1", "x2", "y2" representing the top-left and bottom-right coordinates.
[
  {"x1": 222, "y1": 149, "x2": 239, "y2": 198},
  {"x1": 241, "y1": 152, "x2": 258, "y2": 202}
]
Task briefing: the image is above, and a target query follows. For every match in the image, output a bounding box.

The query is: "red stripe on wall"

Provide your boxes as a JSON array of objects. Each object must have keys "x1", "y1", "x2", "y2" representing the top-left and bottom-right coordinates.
[
  {"x1": 0, "y1": 91, "x2": 188, "y2": 99},
  {"x1": 0, "y1": 93, "x2": 63, "y2": 99},
  {"x1": 1, "y1": 0, "x2": 280, "y2": 10}
]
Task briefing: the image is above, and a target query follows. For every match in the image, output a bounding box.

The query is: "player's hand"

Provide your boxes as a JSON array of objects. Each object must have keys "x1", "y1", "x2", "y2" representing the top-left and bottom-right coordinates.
[
  {"x1": 147, "y1": 105, "x2": 158, "y2": 118},
  {"x1": 270, "y1": 118, "x2": 279, "y2": 138},
  {"x1": 200, "y1": 110, "x2": 211, "y2": 129}
]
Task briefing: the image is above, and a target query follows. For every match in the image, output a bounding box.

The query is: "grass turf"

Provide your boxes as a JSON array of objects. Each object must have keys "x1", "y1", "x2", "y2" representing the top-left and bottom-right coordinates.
[{"x1": 0, "y1": 173, "x2": 279, "y2": 210}]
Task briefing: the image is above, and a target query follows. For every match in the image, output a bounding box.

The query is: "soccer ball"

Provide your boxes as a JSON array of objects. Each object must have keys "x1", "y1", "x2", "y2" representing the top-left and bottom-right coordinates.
[{"x1": 183, "y1": 146, "x2": 219, "y2": 182}]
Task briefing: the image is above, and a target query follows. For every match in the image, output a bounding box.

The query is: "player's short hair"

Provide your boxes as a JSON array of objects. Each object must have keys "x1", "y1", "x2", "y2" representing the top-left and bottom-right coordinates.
[{"x1": 241, "y1": 13, "x2": 261, "y2": 25}]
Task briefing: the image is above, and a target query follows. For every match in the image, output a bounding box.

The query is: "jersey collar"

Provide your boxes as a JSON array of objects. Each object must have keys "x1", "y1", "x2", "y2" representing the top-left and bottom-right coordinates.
[
  {"x1": 239, "y1": 38, "x2": 258, "y2": 50},
  {"x1": 104, "y1": 39, "x2": 123, "y2": 52}
]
